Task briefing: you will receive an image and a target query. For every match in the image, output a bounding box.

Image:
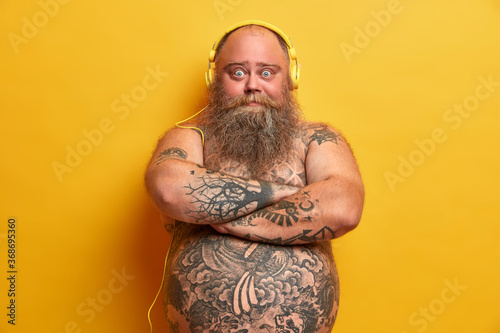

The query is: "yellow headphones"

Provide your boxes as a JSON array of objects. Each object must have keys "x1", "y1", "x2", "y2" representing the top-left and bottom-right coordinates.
[{"x1": 205, "y1": 20, "x2": 300, "y2": 89}]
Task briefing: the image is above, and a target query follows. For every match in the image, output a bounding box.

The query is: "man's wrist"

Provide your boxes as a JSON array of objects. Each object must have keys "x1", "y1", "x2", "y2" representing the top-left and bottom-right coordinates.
[{"x1": 256, "y1": 180, "x2": 274, "y2": 209}]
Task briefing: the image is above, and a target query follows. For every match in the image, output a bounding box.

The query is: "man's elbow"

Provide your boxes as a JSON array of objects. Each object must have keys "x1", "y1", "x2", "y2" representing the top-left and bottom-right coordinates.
[
  {"x1": 333, "y1": 190, "x2": 364, "y2": 237},
  {"x1": 340, "y1": 209, "x2": 362, "y2": 234},
  {"x1": 144, "y1": 166, "x2": 178, "y2": 214}
]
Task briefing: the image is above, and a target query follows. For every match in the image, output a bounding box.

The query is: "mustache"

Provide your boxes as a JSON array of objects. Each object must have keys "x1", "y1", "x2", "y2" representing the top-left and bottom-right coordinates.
[{"x1": 223, "y1": 93, "x2": 282, "y2": 110}]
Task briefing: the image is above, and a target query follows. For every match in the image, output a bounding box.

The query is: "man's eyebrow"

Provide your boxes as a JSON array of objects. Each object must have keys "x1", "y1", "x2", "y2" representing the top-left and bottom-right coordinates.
[
  {"x1": 223, "y1": 62, "x2": 282, "y2": 70},
  {"x1": 257, "y1": 62, "x2": 281, "y2": 69}
]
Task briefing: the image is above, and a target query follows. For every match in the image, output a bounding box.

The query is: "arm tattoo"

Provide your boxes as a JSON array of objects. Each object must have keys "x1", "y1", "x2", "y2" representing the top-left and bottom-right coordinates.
[
  {"x1": 240, "y1": 199, "x2": 303, "y2": 227},
  {"x1": 154, "y1": 147, "x2": 187, "y2": 165},
  {"x1": 228, "y1": 190, "x2": 337, "y2": 245},
  {"x1": 309, "y1": 126, "x2": 343, "y2": 145},
  {"x1": 184, "y1": 172, "x2": 274, "y2": 224},
  {"x1": 232, "y1": 191, "x2": 318, "y2": 227}
]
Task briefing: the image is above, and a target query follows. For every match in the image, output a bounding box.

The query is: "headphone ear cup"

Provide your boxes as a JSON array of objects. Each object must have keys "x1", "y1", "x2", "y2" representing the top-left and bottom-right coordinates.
[
  {"x1": 206, "y1": 61, "x2": 215, "y2": 86},
  {"x1": 206, "y1": 49, "x2": 217, "y2": 86},
  {"x1": 290, "y1": 60, "x2": 299, "y2": 89}
]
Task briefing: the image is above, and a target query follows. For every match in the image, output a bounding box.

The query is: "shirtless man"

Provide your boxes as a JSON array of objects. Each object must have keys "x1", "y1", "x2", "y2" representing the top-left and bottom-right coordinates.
[{"x1": 145, "y1": 21, "x2": 364, "y2": 333}]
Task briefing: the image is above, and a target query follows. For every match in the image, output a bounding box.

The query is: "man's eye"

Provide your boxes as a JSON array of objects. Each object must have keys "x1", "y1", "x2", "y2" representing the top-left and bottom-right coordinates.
[
  {"x1": 262, "y1": 70, "x2": 272, "y2": 78},
  {"x1": 234, "y1": 70, "x2": 244, "y2": 77}
]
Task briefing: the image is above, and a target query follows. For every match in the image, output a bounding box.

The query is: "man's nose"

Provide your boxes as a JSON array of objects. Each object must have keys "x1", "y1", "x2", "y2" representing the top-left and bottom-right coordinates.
[{"x1": 244, "y1": 73, "x2": 262, "y2": 94}]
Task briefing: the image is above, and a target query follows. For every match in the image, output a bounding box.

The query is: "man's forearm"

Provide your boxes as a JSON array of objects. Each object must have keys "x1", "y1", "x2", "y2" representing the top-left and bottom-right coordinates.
[
  {"x1": 211, "y1": 179, "x2": 364, "y2": 245},
  {"x1": 148, "y1": 160, "x2": 301, "y2": 224}
]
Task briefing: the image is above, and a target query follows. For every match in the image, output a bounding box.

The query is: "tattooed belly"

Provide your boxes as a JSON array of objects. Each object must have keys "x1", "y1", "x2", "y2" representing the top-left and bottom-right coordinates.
[{"x1": 163, "y1": 225, "x2": 339, "y2": 333}]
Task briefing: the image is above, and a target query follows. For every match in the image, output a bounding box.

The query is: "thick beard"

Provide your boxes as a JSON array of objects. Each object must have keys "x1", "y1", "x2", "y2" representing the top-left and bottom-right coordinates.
[{"x1": 198, "y1": 77, "x2": 303, "y2": 178}]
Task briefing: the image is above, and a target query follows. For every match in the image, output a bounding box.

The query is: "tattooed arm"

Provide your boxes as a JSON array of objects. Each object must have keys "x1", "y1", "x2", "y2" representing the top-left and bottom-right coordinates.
[
  {"x1": 211, "y1": 125, "x2": 365, "y2": 244},
  {"x1": 145, "y1": 127, "x2": 301, "y2": 224}
]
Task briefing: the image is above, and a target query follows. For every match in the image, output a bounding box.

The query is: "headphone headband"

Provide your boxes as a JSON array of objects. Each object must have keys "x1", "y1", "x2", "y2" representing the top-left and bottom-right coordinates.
[{"x1": 205, "y1": 20, "x2": 300, "y2": 89}]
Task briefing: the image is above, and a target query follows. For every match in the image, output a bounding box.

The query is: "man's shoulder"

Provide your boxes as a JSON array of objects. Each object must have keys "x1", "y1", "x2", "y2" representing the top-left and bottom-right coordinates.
[
  {"x1": 163, "y1": 121, "x2": 205, "y2": 140},
  {"x1": 298, "y1": 121, "x2": 344, "y2": 145}
]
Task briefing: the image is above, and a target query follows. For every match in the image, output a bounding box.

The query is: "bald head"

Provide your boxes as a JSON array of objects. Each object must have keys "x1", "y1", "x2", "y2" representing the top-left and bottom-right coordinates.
[{"x1": 214, "y1": 25, "x2": 290, "y2": 65}]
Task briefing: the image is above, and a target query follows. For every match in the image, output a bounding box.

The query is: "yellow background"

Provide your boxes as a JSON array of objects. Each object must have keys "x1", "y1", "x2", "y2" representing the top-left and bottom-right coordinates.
[{"x1": 1, "y1": 0, "x2": 499, "y2": 332}]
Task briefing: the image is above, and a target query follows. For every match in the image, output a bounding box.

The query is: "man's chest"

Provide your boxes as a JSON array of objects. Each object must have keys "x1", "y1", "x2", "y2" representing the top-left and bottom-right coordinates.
[{"x1": 204, "y1": 139, "x2": 308, "y2": 187}]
